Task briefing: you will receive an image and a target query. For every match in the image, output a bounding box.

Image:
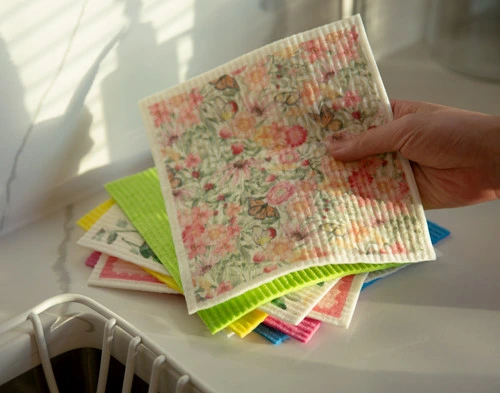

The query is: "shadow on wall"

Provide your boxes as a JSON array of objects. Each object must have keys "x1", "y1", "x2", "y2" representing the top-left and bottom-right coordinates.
[
  {"x1": 187, "y1": 0, "x2": 343, "y2": 80},
  {"x1": 0, "y1": 0, "x2": 355, "y2": 235},
  {"x1": 98, "y1": 0, "x2": 344, "y2": 161},
  {"x1": 100, "y1": 0, "x2": 180, "y2": 163},
  {"x1": 100, "y1": 0, "x2": 339, "y2": 166},
  {"x1": 0, "y1": 35, "x2": 94, "y2": 235}
]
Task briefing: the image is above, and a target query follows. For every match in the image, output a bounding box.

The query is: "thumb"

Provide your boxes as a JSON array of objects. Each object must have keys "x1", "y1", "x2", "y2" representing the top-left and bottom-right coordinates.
[{"x1": 329, "y1": 117, "x2": 409, "y2": 161}]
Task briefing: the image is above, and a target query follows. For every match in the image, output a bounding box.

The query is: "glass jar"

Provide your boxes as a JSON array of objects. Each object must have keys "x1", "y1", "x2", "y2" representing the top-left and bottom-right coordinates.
[{"x1": 426, "y1": 0, "x2": 500, "y2": 82}]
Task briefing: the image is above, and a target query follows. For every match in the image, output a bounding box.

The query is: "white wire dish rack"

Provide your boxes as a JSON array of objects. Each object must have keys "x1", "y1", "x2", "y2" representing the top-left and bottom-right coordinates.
[{"x1": 0, "y1": 294, "x2": 213, "y2": 393}]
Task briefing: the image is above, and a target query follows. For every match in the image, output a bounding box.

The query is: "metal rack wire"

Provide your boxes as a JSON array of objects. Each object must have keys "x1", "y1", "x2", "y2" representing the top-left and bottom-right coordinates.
[{"x1": 0, "y1": 294, "x2": 212, "y2": 393}]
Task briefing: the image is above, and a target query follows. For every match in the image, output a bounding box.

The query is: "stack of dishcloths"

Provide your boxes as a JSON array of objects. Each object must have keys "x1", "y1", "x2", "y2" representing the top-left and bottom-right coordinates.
[{"x1": 76, "y1": 15, "x2": 450, "y2": 344}]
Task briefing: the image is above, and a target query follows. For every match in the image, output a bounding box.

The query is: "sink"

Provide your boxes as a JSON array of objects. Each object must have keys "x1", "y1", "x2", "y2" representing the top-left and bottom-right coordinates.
[
  {"x1": 0, "y1": 295, "x2": 209, "y2": 393},
  {"x1": 1, "y1": 348, "x2": 149, "y2": 393}
]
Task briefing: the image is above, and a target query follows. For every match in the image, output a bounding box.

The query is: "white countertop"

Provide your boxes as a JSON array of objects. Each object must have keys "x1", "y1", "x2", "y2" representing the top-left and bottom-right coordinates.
[
  {"x1": 1, "y1": 1, "x2": 500, "y2": 392},
  {"x1": 1, "y1": 186, "x2": 499, "y2": 393}
]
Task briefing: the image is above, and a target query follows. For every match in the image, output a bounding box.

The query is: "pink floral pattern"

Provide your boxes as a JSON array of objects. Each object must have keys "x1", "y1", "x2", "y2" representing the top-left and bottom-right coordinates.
[
  {"x1": 312, "y1": 275, "x2": 354, "y2": 318},
  {"x1": 101, "y1": 256, "x2": 160, "y2": 283},
  {"x1": 142, "y1": 17, "x2": 432, "y2": 305},
  {"x1": 88, "y1": 254, "x2": 178, "y2": 295},
  {"x1": 309, "y1": 272, "x2": 367, "y2": 328}
]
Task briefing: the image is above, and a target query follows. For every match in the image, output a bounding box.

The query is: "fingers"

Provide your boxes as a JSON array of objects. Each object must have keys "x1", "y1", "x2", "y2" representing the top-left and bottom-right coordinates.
[
  {"x1": 329, "y1": 116, "x2": 411, "y2": 161},
  {"x1": 330, "y1": 100, "x2": 443, "y2": 162},
  {"x1": 391, "y1": 100, "x2": 445, "y2": 119}
]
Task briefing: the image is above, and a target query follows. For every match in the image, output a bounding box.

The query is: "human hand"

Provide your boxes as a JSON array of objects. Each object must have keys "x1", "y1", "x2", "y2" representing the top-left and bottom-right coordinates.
[{"x1": 329, "y1": 100, "x2": 500, "y2": 209}]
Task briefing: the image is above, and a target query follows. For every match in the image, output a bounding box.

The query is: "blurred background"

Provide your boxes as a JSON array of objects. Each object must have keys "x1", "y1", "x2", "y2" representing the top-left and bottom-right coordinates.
[{"x1": 1, "y1": 0, "x2": 499, "y2": 236}]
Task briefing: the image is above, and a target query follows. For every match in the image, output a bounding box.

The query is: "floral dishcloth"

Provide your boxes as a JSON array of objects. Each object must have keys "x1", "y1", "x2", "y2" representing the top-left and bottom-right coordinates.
[
  {"x1": 77, "y1": 195, "x2": 340, "y2": 326},
  {"x1": 259, "y1": 279, "x2": 339, "y2": 325},
  {"x1": 78, "y1": 204, "x2": 173, "y2": 277},
  {"x1": 106, "y1": 168, "x2": 397, "y2": 334},
  {"x1": 361, "y1": 220, "x2": 450, "y2": 290},
  {"x1": 88, "y1": 253, "x2": 178, "y2": 294},
  {"x1": 77, "y1": 199, "x2": 266, "y2": 338},
  {"x1": 309, "y1": 273, "x2": 367, "y2": 328},
  {"x1": 138, "y1": 14, "x2": 435, "y2": 314},
  {"x1": 310, "y1": 222, "x2": 451, "y2": 328}
]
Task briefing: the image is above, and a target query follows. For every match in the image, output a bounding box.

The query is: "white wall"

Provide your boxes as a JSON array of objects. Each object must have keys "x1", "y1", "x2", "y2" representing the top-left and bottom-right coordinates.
[{"x1": 0, "y1": 0, "x2": 428, "y2": 236}]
